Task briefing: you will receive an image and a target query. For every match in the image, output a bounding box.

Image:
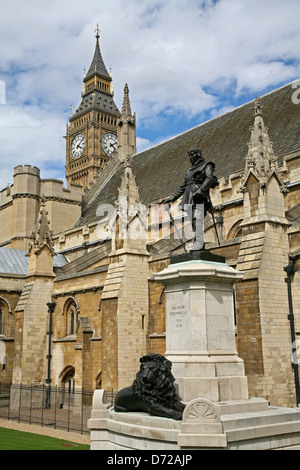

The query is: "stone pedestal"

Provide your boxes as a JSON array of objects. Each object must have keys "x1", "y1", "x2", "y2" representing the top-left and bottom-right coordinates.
[
  {"x1": 89, "y1": 256, "x2": 300, "y2": 450},
  {"x1": 153, "y1": 259, "x2": 247, "y2": 403},
  {"x1": 88, "y1": 390, "x2": 300, "y2": 450}
]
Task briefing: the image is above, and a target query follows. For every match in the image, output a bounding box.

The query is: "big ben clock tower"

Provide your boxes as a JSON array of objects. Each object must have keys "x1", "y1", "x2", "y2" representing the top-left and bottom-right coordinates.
[{"x1": 65, "y1": 26, "x2": 120, "y2": 191}]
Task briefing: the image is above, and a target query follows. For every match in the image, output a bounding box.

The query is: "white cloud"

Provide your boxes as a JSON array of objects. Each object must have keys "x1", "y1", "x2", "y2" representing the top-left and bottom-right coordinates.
[
  {"x1": 0, "y1": 104, "x2": 66, "y2": 180},
  {"x1": 236, "y1": 62, "x2": 299, "y2": 95},
  {"x1": 136, "y1": 137, "x2": 151, "y2": 153},
  {"x1": 0, "y1": 0, "x2": 299, "y2": 190}
]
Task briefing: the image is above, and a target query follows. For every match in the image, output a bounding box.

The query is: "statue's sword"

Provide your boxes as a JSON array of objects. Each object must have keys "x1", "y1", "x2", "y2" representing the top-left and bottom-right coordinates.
[
  {"x1": 163, "y1": 203, "x2": 188, "y2": 254},
  {"x1": 207, "y1": 194, "x2": 221, "y2": 247}
]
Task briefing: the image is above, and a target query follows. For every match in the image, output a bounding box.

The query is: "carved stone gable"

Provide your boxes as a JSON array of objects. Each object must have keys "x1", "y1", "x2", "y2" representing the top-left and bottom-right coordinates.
[
  {"x1": 240, "y1": 98, "x2": 288, "y2": 194},
  {"x1": 28, "y1": 200, "x2": 54, "y2": 256}
]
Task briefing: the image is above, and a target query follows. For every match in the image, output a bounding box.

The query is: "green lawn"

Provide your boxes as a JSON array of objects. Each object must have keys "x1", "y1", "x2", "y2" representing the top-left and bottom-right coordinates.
[{"x1": 0, "y1": 427, "x2": 90, "y2": 450}]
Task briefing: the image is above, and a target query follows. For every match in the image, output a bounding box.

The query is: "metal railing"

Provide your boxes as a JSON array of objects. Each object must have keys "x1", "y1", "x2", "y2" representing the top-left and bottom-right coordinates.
[{"x1": 0, "y1": 382, "x2": 116, "y2": 435}]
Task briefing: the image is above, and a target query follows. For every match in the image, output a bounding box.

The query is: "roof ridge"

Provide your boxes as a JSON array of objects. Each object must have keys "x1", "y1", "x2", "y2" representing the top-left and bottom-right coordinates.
[
  {"x1": 75, "y1": 79, "x2": 300, "y2": 228},
  {"x1": 133, "y1": 80, "x2": 297, "y2": 159}
]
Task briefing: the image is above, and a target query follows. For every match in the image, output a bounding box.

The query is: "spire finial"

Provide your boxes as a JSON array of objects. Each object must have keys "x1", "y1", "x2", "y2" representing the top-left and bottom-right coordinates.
[
  {"x1": 95, "y1": 23, "x2": 100, "y2": 40},
  {"x1": 122, "y1": 83, "x2": 132, "y2": 116},
  {"x1": 251, "y1": 98, "x2": 264, "y2": 117}
]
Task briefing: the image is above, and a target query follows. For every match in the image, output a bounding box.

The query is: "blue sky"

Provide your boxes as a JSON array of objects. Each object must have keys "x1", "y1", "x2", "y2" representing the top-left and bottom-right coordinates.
[{"x1": 0, "y1": 0, "x2": 299, "y2": 190}]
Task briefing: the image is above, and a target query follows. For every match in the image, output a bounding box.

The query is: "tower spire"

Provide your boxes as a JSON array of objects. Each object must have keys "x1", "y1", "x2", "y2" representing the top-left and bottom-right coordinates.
[
  {"x1": 95, "y1": 23, "x2": 100, "y2": 40},
  {"x1": 122, "y1": 83, "x2": 132, "y2": 116},
  {"x1": 117, "y1": 84, "x2": 136, "y2": 161},
  {"x1": 240, "y1": 98, "x2": 288, "y2": 193},
  {"x1": 84, "y1": 24, "x2": 111, "y2": 84},
  {"x1": 251, "y1": 97, "x2": 264, "y2": 117},
  {"x1": 246, "y1": 98, "x2": 277, "y2": 179},
  {"x1": 28, "y1": 199, "x2": 55, "y2": 256},
  {"x1": 65, "y1": 28, "x2": 121, "y2": 191}
]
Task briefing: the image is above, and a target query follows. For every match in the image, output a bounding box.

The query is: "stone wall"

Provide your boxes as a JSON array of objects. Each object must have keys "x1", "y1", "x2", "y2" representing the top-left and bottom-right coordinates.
[
  {"x1": 0, "y1": 165, "x2": 82, "y2": 249},
  {"x1": 51, "y1": 267, "x2": 107, "y2": 390}
]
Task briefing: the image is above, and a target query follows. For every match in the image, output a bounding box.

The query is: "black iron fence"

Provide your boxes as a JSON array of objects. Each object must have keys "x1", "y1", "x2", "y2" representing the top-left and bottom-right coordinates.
[{"x1": 0, "y1": 382, "x2": 116, "y2": 435}]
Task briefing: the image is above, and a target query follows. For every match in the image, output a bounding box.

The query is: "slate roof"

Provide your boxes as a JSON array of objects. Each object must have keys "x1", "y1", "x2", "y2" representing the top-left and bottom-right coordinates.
[
  {"x1": 70, "y1": 36, "x2": 120, "y2": 121},
  {"x1": 84, "y1": 35, "x2": 112, "y2": 83},
  {"x1": 0, "y1": 248, "x2": 68, "y2": 275},
  {"x1": 77, "y1": 81, "x2": 300, "y2": 228},
  {"x1": 286, "y1": 203, "x2": 300, "y2": 225},
  {"x1": 70, "y1": 90, "x2": 120, "y2": 121}
]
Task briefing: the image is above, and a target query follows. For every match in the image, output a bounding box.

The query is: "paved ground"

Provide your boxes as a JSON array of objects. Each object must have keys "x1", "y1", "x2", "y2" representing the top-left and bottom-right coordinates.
[{"x1": 0, "y1": 417, "x2": 90, "y2": 445}]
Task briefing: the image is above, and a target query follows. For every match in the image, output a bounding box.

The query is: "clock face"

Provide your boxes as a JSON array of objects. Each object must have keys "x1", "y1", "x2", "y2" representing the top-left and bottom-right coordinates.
[
  {"x1": 102, "y1": 132, "x2": 117, "y2": 157},
  {"x1": 71, "y1": 133, "x2": 85, "y2": 159}
]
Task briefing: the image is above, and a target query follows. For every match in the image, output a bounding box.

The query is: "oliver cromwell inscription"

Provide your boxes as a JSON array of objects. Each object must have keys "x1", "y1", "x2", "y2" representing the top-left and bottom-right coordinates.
[
  {"x1": 168, "y1": 304, "x2": 188, "y2": 331},
  {"x1": 166, "y1": 295, "x2": 192, "y2": 353}
]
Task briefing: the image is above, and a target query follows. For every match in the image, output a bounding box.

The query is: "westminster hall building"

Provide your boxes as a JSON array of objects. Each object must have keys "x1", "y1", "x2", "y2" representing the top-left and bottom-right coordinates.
[{"x1": 0, "y1": 32, "x2": 300, "y2": 410}]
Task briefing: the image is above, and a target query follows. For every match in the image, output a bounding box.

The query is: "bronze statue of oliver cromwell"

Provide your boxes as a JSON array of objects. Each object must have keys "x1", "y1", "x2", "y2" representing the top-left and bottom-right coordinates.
[{"x1": 161, "y1": 147, "x2": 217, "y2": 252}]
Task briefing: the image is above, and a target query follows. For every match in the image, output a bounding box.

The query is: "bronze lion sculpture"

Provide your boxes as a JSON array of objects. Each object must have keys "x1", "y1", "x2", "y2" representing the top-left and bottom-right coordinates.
[{"x1": 114, "y1": 353, "x2": 185, "y2": 420}]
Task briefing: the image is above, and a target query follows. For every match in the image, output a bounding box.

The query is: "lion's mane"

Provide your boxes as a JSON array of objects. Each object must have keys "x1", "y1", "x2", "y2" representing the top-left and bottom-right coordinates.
[{"x1": 131, "y1": 353, "x2": 178, "y2": 409}]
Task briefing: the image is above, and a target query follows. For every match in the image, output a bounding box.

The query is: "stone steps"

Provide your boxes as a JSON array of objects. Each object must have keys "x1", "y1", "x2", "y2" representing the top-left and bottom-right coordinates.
[
  {"x1": 89, "y1": 390, "x2": 300, "y2": 450},
  {"x1": 222, "y1": 406, "x2": 300, "y2": 430},
  {"x1": 221, "y1": 406, "x2": 300, "y2": 449}
]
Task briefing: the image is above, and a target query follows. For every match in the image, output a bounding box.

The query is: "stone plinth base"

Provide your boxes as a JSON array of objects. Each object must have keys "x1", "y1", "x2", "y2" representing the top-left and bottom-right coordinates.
[
  {"x1": 88, "y1": 390, "x2": 300, "y2": 450},
  {"x1": 170, "y1": 250, "x2": 225, "y2": 265},
  {"x1": 171, "y1": 355, "x2": 249, "y2": 403},
  {"x1": 89, "y1": 257, "x2": 300, "y2": 450},
  {"x1": 153, "y1": 259, "x2": 246, "y2": 403}
]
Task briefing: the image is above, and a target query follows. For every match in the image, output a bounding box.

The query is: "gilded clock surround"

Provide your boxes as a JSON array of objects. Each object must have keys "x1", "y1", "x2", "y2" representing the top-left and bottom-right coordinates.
[
  {"x1": 102, "y1": 132, "x2": 117, "y2": 157},
  {"x1": 65, "y1": 28, "x2": 120, "y2": 191},
  {"x1": 71, "y1": 133, "x2": 86, "y2": 159}
]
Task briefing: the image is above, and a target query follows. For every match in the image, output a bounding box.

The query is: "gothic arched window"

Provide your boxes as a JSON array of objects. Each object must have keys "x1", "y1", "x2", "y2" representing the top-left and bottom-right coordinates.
[
  {"x1": 63, "y1": 298, "x2": 80, "y2": 337},
  {"x1": 0, "y1": 298, "x2": 13, "y2": 338},
  {"x1": 69, "y1": 303, "x2": 79, "y2": 335}
]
